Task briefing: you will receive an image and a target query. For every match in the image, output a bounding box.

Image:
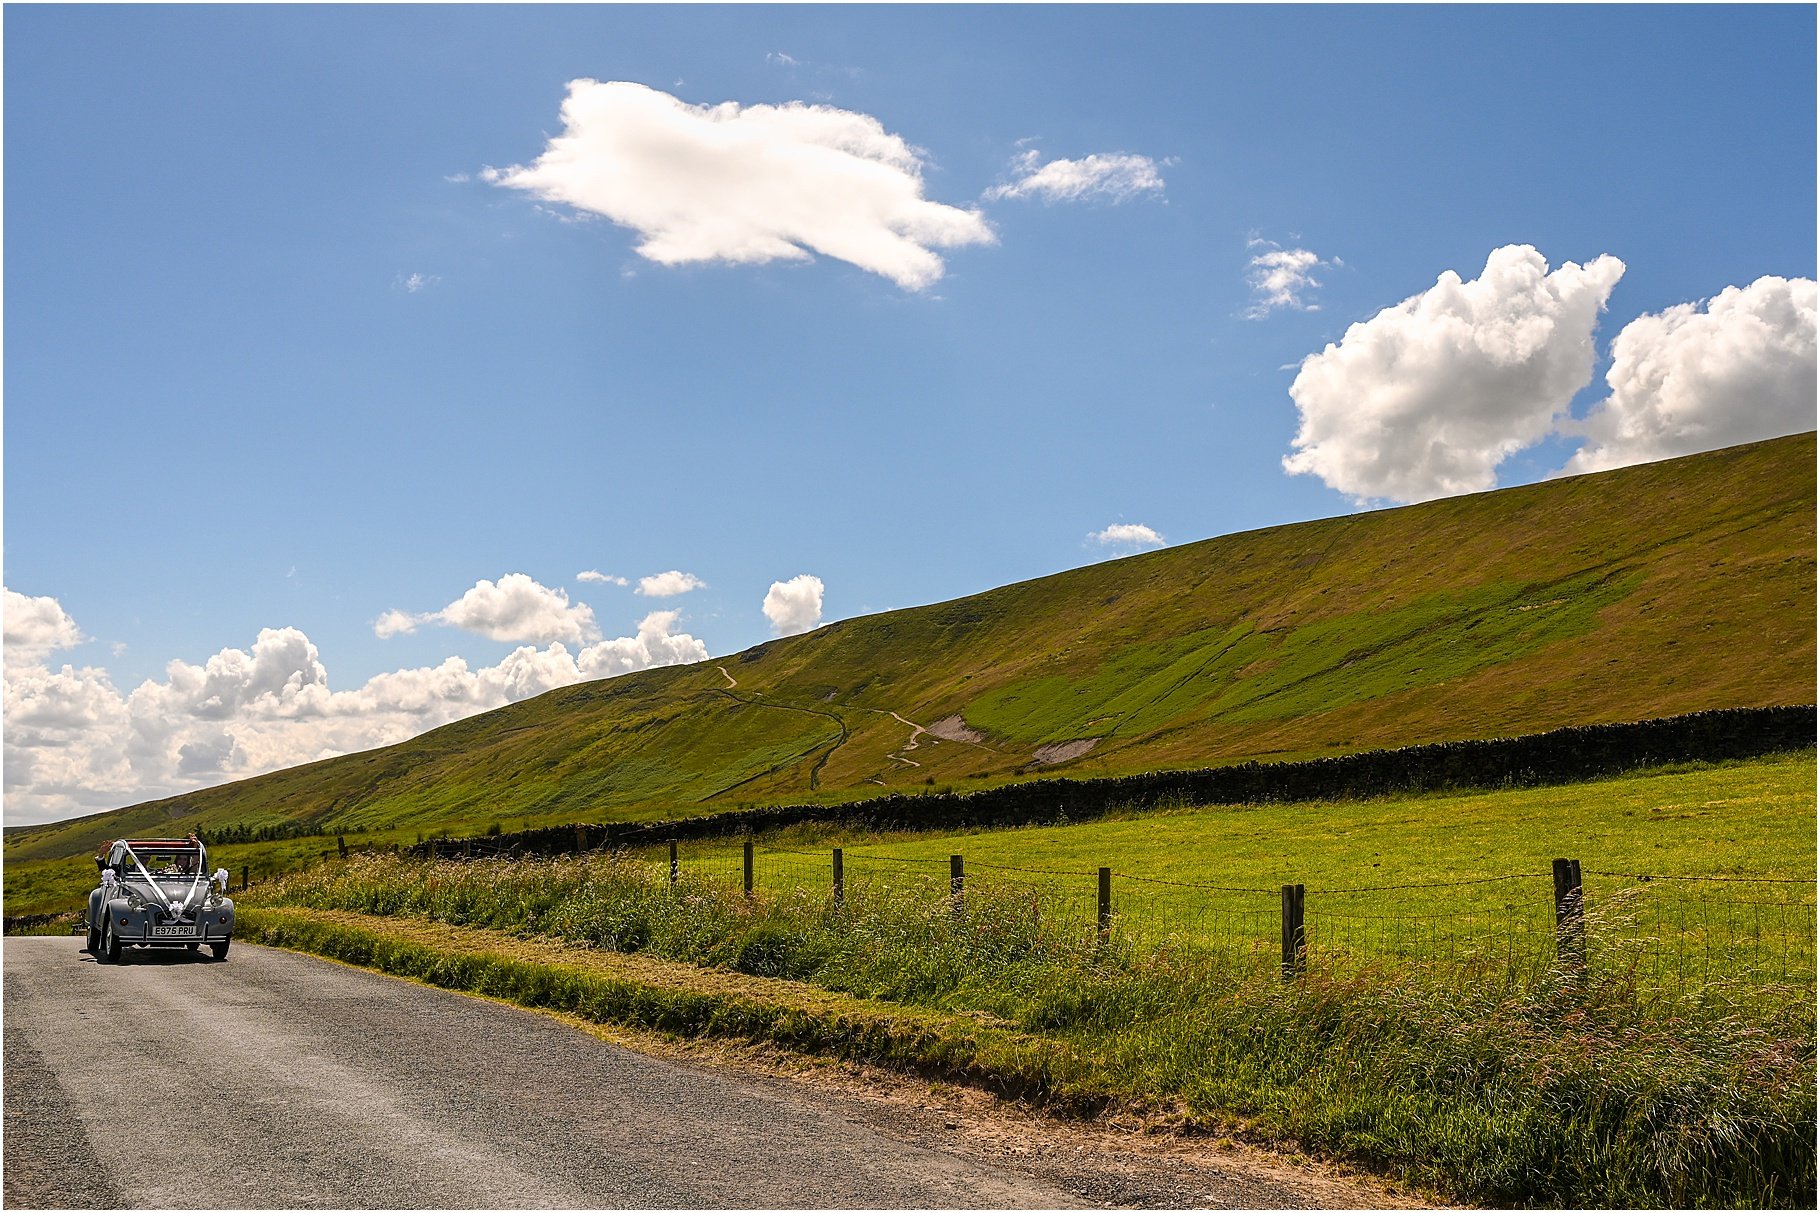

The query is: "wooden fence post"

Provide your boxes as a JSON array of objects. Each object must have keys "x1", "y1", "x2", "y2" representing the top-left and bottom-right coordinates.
[
  {"x1": 1281, "y1": 883, "x2": 1306, "y2": 980},
  {"x1": 428, "y1": 839, "x2": 438, "y2": 861},
  {"x1": 336, "y1": 834, "x2": 347, "y2": 860},
  {"x1": 669, "y1": 841, "x2": 679, "y2": 885},
  {"x1": 1553, "y1": 857, "x2": 1585, "y2": 976},
  {"x1": 1097, "y1": 867, "x2": 1113, "y2": 944},
  {"x1": 832, "y1": 847, "x2": 845, "y2": 909},
  {"x1": 240, "y1": 867, "x2": 248, "y2": 892},
  {"x1": 743, "y1": 838, "x2": 754, "y2": 898},
  {"x1": 575, "y1": 823, "x2": 587, "y2": 854},
  {"x1": 950, "y1": 854, "x2": 964, "y2": 916}
]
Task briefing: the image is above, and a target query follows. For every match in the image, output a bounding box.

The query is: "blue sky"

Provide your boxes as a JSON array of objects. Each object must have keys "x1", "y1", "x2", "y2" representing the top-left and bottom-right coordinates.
[{"x1": 5, "y1": 4, "x2": 1815, "y2": 825}]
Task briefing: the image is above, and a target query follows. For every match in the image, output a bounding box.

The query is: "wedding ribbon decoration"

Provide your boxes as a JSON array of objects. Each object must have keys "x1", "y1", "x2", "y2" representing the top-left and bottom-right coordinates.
[{"x1": 119, "y1": 842, "x2": 209, "y2": 923}]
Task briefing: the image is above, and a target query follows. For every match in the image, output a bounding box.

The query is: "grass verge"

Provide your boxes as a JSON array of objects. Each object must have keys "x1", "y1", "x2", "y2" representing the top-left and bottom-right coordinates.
[{"x1": 237, "y1": 906, "x2": 1115, "y2": 1112}]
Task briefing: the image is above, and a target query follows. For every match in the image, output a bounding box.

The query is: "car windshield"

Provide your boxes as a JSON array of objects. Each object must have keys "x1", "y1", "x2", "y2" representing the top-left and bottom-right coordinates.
[{"x1": 133, "y1": 849, "x2": 201, "y2": 877}]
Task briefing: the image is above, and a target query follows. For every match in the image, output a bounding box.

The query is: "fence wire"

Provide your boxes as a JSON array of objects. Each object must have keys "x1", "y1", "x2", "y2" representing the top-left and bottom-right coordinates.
[
  {"x1": 308, "y1": 834, "x2": 1807, "y2": 1000},
  {"x1": 625, "y1": 841, "x2": 1815, "y2": 999}
]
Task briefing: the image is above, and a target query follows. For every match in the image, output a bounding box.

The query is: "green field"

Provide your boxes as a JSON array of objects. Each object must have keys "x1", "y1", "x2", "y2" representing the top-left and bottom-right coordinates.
[
  {"x1": 6, "y1": 433, "x2": 1813, "y2": 886},
  {"x1": 631, "y1": 750, "x2": 1818, "y2": 993}
]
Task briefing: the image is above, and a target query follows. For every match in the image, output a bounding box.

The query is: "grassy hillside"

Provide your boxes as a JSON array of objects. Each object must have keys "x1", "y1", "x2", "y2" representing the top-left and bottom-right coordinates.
[{"x1": 9, "y1": 433, "x2": 1814, "y2": 869}]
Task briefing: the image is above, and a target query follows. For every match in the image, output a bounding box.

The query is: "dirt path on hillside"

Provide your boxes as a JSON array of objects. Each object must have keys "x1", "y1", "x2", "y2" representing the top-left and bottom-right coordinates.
[
  {"x1": 707, "y1": 676, "x2": 1008, "y2": 788},
  {"x1": 882, "y1": 711, "x2": 928, "y2": 767}
]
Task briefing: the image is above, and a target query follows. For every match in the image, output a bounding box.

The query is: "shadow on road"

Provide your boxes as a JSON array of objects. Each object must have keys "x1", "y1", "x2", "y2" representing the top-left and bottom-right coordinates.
[{"x1": 75, "y1": 944, "x2": 223, "y2": 966}]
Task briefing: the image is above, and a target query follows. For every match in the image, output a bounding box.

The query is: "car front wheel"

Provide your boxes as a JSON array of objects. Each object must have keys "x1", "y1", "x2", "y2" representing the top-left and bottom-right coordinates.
[
  {"x1": 210, "y1": 938, "x2": 230, "y2": 962},
  {"x1": 100, "y1": 918, "x2": 122, "y2": 964},
  {"x1": 85, "y1": 920, "x2": 99, "y2": 955}
]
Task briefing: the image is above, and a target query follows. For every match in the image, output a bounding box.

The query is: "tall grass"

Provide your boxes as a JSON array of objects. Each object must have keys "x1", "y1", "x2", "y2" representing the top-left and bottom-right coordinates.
[{"x1": 264, "y1": 852, "x2": 1815, "y2": 1207}]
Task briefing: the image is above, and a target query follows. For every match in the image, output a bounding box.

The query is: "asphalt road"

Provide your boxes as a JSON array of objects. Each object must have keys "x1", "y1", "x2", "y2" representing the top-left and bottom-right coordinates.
[
  {"x1": 6, "y1": 937, "x2": 1412, "y2": 1210},
  {"x1": 4, "y1": 937, "x2": 1086, "y2": 1209}
]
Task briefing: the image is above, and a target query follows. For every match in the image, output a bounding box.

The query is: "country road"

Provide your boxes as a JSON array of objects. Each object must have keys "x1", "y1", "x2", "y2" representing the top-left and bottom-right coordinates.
[{"x1": 4, "y1": 937, "x2": 1408, "y2": 1210}]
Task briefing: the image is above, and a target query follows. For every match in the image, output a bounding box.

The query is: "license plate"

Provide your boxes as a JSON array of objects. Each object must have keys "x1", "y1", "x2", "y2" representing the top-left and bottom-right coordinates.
[{"x1": 150, "y1": 925, "x2": 193, "y2": 938}]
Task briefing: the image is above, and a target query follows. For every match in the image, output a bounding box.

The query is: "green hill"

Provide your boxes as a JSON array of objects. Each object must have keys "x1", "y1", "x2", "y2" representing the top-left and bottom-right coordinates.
[{"x1": 8, "y1": 433, "x2": 1814, "y2": 866}]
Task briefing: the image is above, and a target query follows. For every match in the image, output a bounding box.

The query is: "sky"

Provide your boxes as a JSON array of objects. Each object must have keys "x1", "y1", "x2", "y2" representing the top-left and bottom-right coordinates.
[{"x1": 5, "y1": 4, "x2": 1815, "y2": 827}]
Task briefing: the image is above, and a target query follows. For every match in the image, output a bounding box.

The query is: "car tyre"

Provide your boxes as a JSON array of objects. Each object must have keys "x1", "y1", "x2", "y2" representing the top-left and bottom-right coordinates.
[
  {"x1": 85, "y1": 920, "x2": 100, "y2": 955},
  {"x1": 211, "y1": 938, "x2": 231, "y2": 962},
  {"x1": 100, "y1": 918, "x2": 122, "y2": 964}
]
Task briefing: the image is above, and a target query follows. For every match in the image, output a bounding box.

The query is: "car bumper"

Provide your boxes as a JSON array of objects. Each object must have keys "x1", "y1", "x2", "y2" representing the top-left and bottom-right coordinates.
[
  {"x1": 107, "y1": 913, "x2": 234, "y2": 945},
  {"x1": 116, "y1": 931, "x2": 233, "y2": 947}
]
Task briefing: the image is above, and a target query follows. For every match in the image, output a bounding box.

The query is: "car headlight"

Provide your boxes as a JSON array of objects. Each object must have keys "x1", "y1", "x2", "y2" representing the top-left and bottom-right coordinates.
[{"x1": 123, "y1": 889, "x2": 146, "y2": 910}]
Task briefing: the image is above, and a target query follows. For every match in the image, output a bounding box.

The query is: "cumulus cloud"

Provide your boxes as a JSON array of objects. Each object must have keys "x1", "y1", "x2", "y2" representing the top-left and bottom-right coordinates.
[
  {"x1": 483, "y1": 79, "x2": 995, "y2": 291},
  {"x1": 4, "y1": 659, "x2": 135, "y2": 809},
  {"x1": 4, "y1": 599, "x2": 709, "y2": 827},
  {"x1": 1245, "y1": 240, "x2": 1338, "y2": 318},
  {"x1": 576, "y1": 570, "x2": 629, "y2": 586},
  {"x1": 983, "y1": 149, "x2": 1165, "y2": 204},
  {"x1": 1560, "y1": 276, "x2": 1817, "y2": 476},
  {"x1": 1283, "y1": 244, "x2": 1625, "y2": 505},
  {"x1": 636, "y1": 570, "x2": 707, "y2": 598},
  {"x1": 378, "y1": 574, "x2": 599, "y2": 646},
  {"x1": 578, "y1": 610, "x2": 709, "y2": 678},
  {"x1": 763, "y1": 574, "x2": 825, "y2": 637},
  {"x1": 373, "y1": 609, "x2": 419, "y2": 640},
  {"x1": 5, "y1": 589, "x2": 86, "y2": 661},
  {"x1": 1088, "y1": 523, "x2": 1165, "y2": 552}
]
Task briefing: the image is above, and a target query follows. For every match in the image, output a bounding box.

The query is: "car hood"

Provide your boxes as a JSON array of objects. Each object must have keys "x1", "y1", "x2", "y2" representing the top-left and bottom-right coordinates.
[{"x1": 119, "y1": 876, "x2": 212, "y2": 911}]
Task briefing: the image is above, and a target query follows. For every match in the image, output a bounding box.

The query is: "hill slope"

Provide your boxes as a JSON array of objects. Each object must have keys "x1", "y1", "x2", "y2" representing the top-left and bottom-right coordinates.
[{"x1": 9, "y1": 433, "x2": 1814, "y2": 863}]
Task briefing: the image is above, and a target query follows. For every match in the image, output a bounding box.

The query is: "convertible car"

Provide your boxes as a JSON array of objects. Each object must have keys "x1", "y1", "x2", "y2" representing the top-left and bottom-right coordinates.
[{"x1": 86, "y1": 837, "x2": 234, "y2": 962}]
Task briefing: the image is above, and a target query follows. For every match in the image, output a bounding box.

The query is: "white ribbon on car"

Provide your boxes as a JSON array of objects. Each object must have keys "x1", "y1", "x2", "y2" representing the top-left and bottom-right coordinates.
[
  {"x1": 120, "y1": 843, "x2": 209, "y2": 923},
  {"x1": 100, "y1": 868, "x2": 119, "y2": 897},
  {"x1": 212, "y1": 868, "x2": 229, "y2": 893}
]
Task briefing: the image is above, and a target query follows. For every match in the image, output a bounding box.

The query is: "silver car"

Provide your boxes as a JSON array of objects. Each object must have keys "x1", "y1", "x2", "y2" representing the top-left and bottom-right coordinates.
[{"x1": 86, "y1": 837, "x2": 235, "y2": 962}]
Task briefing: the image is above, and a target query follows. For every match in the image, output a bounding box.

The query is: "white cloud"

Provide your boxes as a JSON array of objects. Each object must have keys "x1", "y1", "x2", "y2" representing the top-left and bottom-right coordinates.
[
  {"x1": 1560, "y1": 276, "x2": 1817, "y2": 476},
  {"x1": 1283, "y1": 244, "x2": 1625, "y2": 505},
  {"x1": 4, "y1": 659, "x2": 135, "y2": 811},
  {"x1": 766, "y1": 51, "x2": 799, "y2": 68},
  {"x1": 576, "y1": 570, "x2": 629, "y2": 586},
  {"x1": 578, "y1": 610, "x2": 709, "y2": 678},
  {"x1": 763, "y1": 574, "x2": 825, "y2": 637},
  {"x1": 378, "y1": 573, "x2": 599, "y2": 646},
  {"x1": 1245, "y1": 240, "x2": 1338, "y2": 318},
  {"x1": 483, "y1": 79, "x2": 995, "y2": 291},
  {"x1": 984, "y1": 149, "x2": 1165, "y2": 204},
  {"x1": 396, "y1": 272, "x2": 438, "y2": 293},
  {"x1": 373, "y1": 609, "x2": 419, "y2": 640},
  {"x1": 4, "y1": 605, "x2": 709, "y2": 827},
  {"x1": 1088, "y1": 523, "x2": 1165, "y2": 552},
  {"x1": 4, "y1": 589, "x2": 85, "y2": 661},
  {"x1": 636, "y1": 570, "x2": 707, "y2": 597}
]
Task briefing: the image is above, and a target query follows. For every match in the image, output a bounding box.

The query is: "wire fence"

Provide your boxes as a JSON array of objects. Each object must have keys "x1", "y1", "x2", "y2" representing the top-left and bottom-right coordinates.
[
  {"x1": 294, "y1": 831, "x2": 1813, "y2": 1004},
  {"x1": 630, "y1": 840, "x2": 1816, "y2": 1002}
]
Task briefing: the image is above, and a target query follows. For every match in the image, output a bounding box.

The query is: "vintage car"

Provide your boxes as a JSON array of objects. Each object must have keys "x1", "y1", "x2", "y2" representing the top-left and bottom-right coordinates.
[{"x1": 86, "y1": 837, "x2": 234, "y2": 962}]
